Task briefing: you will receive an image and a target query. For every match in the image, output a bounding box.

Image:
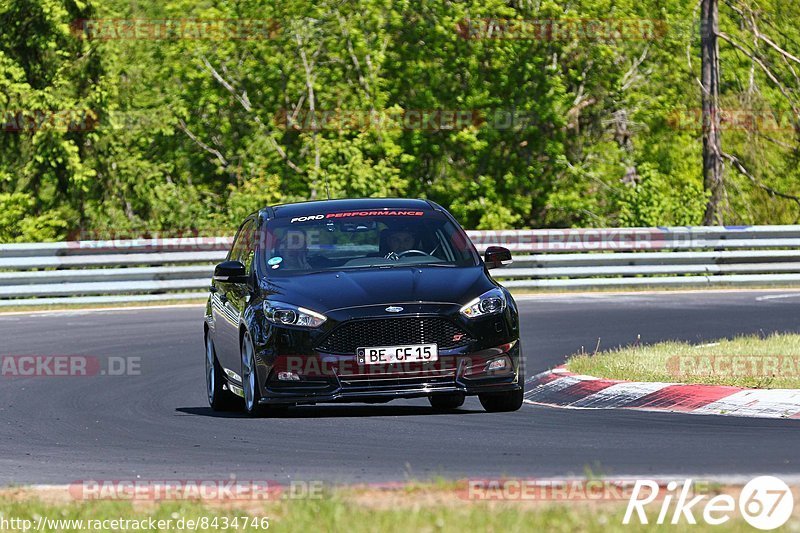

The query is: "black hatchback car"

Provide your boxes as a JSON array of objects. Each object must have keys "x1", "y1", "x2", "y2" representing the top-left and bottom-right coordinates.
[{"x1": 204, "y1": 198, "x2": 523, "y2": 415}]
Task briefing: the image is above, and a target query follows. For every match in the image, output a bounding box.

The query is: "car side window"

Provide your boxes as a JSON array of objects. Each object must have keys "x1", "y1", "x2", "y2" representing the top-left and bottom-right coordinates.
[
  {"x1": 228, "y1": 222, "x2": 246, "y2": 263},
  {"x1": 240, "y1": 220, "x2": 256, "y2": 274},
  {"x1": 229, "y1": 218, "x2": 255, "y2": 267}
]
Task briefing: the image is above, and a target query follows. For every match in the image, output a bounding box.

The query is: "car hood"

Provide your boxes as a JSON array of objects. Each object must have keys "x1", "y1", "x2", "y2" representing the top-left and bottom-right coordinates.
[{"x1": 260, "y1": 266, "x2": 493, "y2": 313}]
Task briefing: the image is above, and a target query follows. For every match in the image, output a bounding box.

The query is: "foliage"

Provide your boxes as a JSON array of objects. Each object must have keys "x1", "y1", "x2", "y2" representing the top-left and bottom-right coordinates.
[{"x1": 1, "y1": 0, "x2": 799, "y2": 241}]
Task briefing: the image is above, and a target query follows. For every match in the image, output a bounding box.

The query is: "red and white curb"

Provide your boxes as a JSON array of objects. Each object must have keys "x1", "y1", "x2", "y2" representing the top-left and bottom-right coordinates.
[{"x1": 524, "y1": 367, "x2": 800, "y2": 419}]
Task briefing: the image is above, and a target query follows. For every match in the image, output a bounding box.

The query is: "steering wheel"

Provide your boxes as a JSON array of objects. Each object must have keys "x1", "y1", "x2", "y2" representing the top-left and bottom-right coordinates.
[
  {"x1": 397, "y1": 249, "x2": 430, "y2": 257},
  {"x1": 384, "y1": 249, "x2": 431, "y2": 260}
]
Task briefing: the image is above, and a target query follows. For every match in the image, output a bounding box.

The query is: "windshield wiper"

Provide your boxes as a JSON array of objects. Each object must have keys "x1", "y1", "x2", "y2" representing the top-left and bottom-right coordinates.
[
  {"x1": 319, "y1": 262, "x2": 456, "y2": 271},
  {"x1": 420, "y1": 262, "x2": 455, "y2": 267}
]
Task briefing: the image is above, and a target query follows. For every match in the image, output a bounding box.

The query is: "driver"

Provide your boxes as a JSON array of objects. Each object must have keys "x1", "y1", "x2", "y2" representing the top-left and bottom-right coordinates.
[{"x1": 386, "y1": 229, "x2": 417, "y2": 254}]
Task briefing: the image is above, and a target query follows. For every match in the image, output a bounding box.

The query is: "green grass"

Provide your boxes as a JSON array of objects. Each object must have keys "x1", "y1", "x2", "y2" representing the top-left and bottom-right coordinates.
[
  {"x1": 567, "y1": 333, "x2": 800, "y2": 388},
  {"x1": 0, "y1": 492, "x2": 785, "y2": 532}
]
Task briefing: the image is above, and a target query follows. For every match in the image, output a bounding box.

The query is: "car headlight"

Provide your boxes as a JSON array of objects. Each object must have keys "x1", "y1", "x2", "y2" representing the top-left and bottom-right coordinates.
[
  {"x1": 263, "y1": 301, "x2": 327, "y2": 328},
  {"x1": 460, "y1": 288, "x2": 507, "y2": 319}
]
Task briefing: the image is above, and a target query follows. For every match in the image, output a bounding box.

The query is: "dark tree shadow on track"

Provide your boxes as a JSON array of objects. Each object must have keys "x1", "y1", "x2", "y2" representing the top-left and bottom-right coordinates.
[{"x1": 175, "y1": 404, "x2": 483, "y2": 419}]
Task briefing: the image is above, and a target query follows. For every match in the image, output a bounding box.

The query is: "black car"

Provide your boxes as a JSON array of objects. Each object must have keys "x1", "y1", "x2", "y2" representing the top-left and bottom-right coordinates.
[{"x1": 204, "y1": 198, "x2": 524, "y2": 415}]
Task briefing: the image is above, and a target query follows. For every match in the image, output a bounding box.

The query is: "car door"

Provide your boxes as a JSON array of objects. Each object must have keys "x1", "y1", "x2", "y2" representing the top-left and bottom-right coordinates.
[{"x1": 213, "y1": 218, "x2": 256, "y2": 378}]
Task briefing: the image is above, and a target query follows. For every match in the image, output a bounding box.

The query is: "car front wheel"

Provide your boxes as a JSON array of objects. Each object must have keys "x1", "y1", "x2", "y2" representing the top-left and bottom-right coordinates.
[
  {"x1": 478, "y1": 389, "x2": 524, "y2": 412},
  {"x1": 240, "y1": 331, "x2": 289, "y2": 417}
]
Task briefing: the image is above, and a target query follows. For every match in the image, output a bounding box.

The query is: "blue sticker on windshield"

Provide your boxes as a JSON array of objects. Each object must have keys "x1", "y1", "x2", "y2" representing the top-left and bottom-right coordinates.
[{"x1": 268, "y1": 256, "x2": 283, "y2": 265}]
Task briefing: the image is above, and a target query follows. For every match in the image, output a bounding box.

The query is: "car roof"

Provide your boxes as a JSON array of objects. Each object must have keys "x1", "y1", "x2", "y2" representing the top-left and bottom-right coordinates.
[{"x1": 262, "y1": 198, "x2": 436, "y2": 219}]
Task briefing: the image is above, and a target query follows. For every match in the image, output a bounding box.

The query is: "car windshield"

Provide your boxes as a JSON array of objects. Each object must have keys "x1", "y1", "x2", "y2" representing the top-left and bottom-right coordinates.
[{"x1": 260, "y1": 209, "x2": 479, "y2": 275}]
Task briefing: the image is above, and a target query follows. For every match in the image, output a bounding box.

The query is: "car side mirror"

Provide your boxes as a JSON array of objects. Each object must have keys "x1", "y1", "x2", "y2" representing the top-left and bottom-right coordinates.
[
  {"x1": 213, "y1": 260, "x2": 248, "y2": 283},
  {"x1": 484, "y1": 246, "x2": 512, "y2": 270}
]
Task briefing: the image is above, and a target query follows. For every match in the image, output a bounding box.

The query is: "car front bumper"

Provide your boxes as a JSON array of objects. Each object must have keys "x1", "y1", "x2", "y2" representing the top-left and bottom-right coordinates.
[{"x1": 254, "y1": 340, "x2": 523, "y2": 405}]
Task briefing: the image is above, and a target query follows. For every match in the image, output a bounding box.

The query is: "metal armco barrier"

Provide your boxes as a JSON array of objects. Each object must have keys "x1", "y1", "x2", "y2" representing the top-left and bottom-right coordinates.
[{"x1": 1, "y1": 225, "x2": 799, "y2": 306}]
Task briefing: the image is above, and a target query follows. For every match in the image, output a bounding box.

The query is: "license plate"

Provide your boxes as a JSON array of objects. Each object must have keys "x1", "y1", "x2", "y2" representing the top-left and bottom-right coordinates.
[{"x1": 357, "y1": 344, "x2": 438, "y2": 365}]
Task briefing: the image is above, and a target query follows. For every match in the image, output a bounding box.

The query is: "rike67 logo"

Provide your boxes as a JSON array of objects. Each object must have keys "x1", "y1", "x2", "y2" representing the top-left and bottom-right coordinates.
[{"x1": 623, "y1": 476, "x2": 794, "y2": 530}]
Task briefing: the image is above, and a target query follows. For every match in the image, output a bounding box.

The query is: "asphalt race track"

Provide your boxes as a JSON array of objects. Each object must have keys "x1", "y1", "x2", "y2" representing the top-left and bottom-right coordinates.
[{"x1": 1, "y1": 290, "x2": 799, "y2": 485}]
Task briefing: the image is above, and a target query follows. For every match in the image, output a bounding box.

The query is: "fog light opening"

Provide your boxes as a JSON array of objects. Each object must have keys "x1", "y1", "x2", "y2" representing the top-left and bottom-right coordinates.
[
  {"x1": 487, "y1": 357, "x2": 510, "y2": 372},
  {"x1": 277, "y1": 371, "x2": 301, "y2": 381}
]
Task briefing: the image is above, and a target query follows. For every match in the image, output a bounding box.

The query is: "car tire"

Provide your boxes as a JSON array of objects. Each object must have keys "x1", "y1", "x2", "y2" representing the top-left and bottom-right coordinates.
[
  {"x1": 428, "y1": 393, "x2": 465, "y2": 410},
  {"x1": 478, "y1": 389, "x2": 524, "y2": 412},
  {"x1": 240, "y1": 331, "x2": 267, "y2": 416},
  {"x1": 205, "y1": 334, "x2": 238, "y2": 411},
  {"x1": 240, "y1": 331, "x2": 289, "y2": 417}
]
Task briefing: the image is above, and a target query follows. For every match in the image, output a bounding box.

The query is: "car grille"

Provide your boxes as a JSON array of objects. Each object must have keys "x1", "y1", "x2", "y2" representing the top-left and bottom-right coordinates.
[
  {"x1": 317, "y1": 317, "x2": 473, "y2": 354},
  {"x1": 339, "y1": 373, "x2": 457, "y2": 392}
]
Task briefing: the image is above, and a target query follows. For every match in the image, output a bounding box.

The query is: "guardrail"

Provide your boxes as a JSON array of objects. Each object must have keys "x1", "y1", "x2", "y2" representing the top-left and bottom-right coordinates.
[{"x1": 1, "y1": 225, "x2": 799, "y2": 306}]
